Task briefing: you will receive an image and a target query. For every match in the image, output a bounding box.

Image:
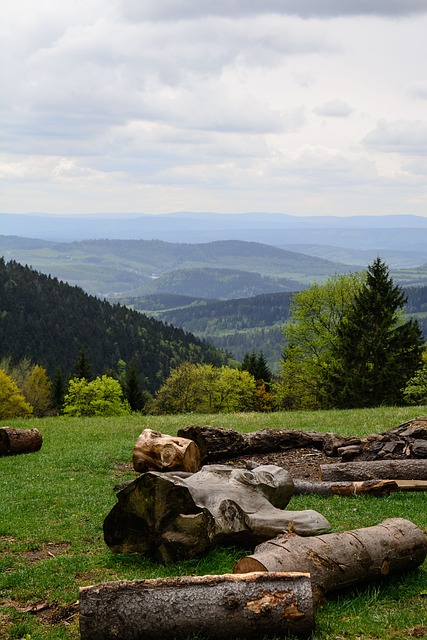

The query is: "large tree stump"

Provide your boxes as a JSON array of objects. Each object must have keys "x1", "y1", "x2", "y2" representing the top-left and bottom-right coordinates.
[
  {"x1": 79, "y1": 572, "x2": 315, "y2": 640},
  {"x1": 103, "y1": 464, "x2": 331, "y2": 563},
  {"x1": 132, "y1": 428, "x2": 201, "y2": 473},
  {"x1": 320, "y1": 459, "x2": 427, "y2": 481},
  {"x1": 0, "y1": 427, "x2": 42, "y2": 456},
  {"x1": 234, "y1": 518, "x2": 427, "y2": 603}
]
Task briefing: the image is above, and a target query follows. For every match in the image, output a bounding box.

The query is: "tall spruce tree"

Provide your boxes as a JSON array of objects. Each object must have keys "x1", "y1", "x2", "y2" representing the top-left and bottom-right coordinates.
[
  {"x1": 325, "y1": 257, "x2": 424, "y2": 408},
  {"x1": 241, "y1": 350, "x2": 272, "y2": 386},
  {"x1": 124, "y1": 357, "x2": 147, "y2": 412}
]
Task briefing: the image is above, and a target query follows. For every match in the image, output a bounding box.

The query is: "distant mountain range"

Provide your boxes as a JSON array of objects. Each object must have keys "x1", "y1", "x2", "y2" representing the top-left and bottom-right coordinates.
[
  {"x1": 2, "y1": 212, "x2": 427, "y2": 267},
  {"x1": 0, "y1": 236, "x2": 355, "y2": 298}
]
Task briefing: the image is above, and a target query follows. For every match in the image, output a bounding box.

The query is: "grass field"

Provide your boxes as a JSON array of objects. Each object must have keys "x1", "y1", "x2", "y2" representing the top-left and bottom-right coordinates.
[{"x1": 1, "y1": 407, "x2": 426, "y2": 639}]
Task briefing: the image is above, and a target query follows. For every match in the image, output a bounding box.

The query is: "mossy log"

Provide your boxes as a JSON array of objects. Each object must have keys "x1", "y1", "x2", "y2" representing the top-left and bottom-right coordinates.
[
  {"x1": 234, "y1": 518, "x2": 427, "y2": 603},
  {"x1": 79, "y1": 572, "x2": 315, "y2": 640},
  {"x1": 0, "y1": 427, "x2": 42, "y2": 456}
]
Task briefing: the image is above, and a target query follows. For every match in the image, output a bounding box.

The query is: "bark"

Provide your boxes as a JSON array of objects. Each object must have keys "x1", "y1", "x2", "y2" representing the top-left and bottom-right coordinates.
[
  {"x1": 177, "y1": 425, "x2": 355, "y2": 461},
  {"x1": 0, "y1": 427, "x2": 42, "y2": 456},
  {"x1": 320, "y1": 459, "x2": 427, "y2": 482},
  {"x1": 234, "y1": 518, "x2": 427, "y2": 604},
  {"x1": 132, "y1": 428, "x2": 201, "y2": 473},
  {"x1": 79, "y1": 572, "x2": 314, "y2": 640},
  {"x1": 293, "y1": 479, "x2": 401, "y2": 496},
  {"x1": 103, "y1": 464, "x2": 330, "y2": 563}
]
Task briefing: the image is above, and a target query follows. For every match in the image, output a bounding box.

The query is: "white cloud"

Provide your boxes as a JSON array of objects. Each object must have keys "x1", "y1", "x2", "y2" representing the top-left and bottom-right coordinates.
[
  {"x1": 2, "y1": 1, "x2": 427, "y2": 216},
  {"x1": 363, "y1": 120, "x2": 427, "y2": 155},
  {"x1": 314, "y1": 99, "x2": 353, "y2": 118},
  {"x1": 119, "y1": 0, "x2": 427, "y2": 21}
]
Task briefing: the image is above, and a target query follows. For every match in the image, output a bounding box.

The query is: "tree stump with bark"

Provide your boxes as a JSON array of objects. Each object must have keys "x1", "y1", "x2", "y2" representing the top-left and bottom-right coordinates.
[
  {"x1": 0, "y1": 427, "x2": 42, "y2": 456},
  {"x1": 103, "y1": 464, "x2": 331, "y2": 563},
  {"x1": 234, "y1": 518, "x2": 427, "y2": 604},
  {"x1": 132, "y1": 428, "x2": 201, "y2": 473},
  {"x1": 79, "y1": 572, "x2": 315, "y2": 640}
]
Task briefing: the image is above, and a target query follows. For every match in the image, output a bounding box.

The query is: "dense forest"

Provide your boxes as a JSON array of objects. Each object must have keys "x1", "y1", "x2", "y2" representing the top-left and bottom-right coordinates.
[
  {"x1": 0, "y1": 259, "x2": 227, "y2": 393},
  {"x1": 125, "y1": 288, "x2": 427, "y2": 373}
]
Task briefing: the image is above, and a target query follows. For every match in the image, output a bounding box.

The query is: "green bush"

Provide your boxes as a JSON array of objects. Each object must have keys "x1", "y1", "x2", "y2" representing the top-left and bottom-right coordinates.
[{"x1": 63, "y1": 375, "x2": 131, "y2": 416}]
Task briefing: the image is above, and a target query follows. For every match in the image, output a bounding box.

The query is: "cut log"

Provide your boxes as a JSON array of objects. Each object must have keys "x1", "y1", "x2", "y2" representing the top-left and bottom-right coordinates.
[
  {"x1": 293, "y1": 479, "x2": 401, "y2": 496},
  {"x1": 132, "y1": 428, "x2": 201, "y2": 473},
  {"x1": 177, "y1": 425, "x2": 356, "y2": 461},
  {"x1": 103, "y1": 464, "x2": 330, "y2": 563},
  {"x1": 79, "y1": 572, "x2": 315, "y2": 640},
  {"x1": 320, "y1": 459, "x2": 427, "y2": 481},
  {"x1": 234, "y1": 518, "x2": 427, "y2": 604},
  {"x1": 0, "y1": 427, "x2": 42, "y2": 456}
]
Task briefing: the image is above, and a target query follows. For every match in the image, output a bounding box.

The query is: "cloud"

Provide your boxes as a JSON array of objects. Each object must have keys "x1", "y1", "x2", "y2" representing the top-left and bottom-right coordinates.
[
  {"x1": 407, "y1": 81, "x2": 427, "y2": 100},
  {"x1": 363, "y1": 120, "x2": 427, "y2": 155},
  {"x1": 314, "y1": 99, "x2": 353, "y2": 117},
  {"x1": 119, "y1": 0, "x2": 427, "y2": 22}
]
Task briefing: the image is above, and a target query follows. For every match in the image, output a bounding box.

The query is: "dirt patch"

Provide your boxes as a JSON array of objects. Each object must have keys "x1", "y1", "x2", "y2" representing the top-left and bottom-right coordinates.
[
  {"x1": 22, "y1": 542, "x2": 71, "y2": 563},
  {"x1": 112, "y1": 449, "x2": 333, "y2": 482},
  {"x1": 224, "y1": 447, "x2": 334, "y2": 481}
]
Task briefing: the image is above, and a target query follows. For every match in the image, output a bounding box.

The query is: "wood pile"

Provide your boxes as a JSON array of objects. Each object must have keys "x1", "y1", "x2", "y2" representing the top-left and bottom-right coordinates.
[{"x1": 178, "y1": 416, "x2": 427, "y2": 464}]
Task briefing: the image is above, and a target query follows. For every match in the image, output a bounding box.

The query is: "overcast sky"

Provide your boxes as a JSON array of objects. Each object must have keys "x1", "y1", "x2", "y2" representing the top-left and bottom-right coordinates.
[{"x1": 2, "y1": 0, "x2": 427, "y2": 217}]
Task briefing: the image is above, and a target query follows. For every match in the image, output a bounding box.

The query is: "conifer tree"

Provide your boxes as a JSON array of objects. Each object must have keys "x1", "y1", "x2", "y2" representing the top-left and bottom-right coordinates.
[
  {"x1": 325, "y1": 257, "x2": 424, "y2": 408},
  {"x1": 73, "y1": 348, "x2": 93, "y2": 380},
  {"x1": 124, "y1": 357, "x2": 147, "y2": 412}
]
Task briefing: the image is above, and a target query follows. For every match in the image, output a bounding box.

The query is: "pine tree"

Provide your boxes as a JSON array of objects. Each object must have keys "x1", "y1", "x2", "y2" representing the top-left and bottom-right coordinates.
[
  {"x1": 73, "y1": 348, "x2": 93, "y2": 380},
  {"x1": 241, "y1": 350, "x2": 272, "y2": 386},
  {"x1": 326, "y1": 257, "x2": 424, "y2": 408},
  {"x1": 124, "y1": 357, "x2": 147, "y2": 412}
]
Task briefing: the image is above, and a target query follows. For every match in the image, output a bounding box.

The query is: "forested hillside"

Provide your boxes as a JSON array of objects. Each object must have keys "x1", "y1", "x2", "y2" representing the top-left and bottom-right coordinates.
[
  {"x1": 125, "y1": 288, "x2": 427, "y2": 373},
  {"x1": 0, "y1": 259, "x2": 226, "y2": 393}
]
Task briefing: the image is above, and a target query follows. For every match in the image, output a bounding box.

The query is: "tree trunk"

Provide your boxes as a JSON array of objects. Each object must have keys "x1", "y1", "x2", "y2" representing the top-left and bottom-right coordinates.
[
  {"x1": 177, "y1": 425, "x2": 355, "y2": 461},
  {"x1": 103, "y1": 464, "x2": 330, "y2": 563},
  {"x1": 320, "y1": 459, "x2": 427, "y2": 481},
  {"x1": 293, "y1": 479, "x2": 401, "y2": 496},
  {"x1": 79, "y1": 572, "x2": 315, "y2": 640},
  {"x1": 132, "y1": 429, "x2": 201, "y2": 473},
  {"x1": 0, "y1": 427, "x2": 42, "y2": 456},
  {"x1": 234, "y1": 518, "x2": 427, "y2": 604}
]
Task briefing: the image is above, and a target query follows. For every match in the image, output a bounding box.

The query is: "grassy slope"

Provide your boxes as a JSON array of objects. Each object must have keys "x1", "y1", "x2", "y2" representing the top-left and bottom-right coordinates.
[{"x1": 0, "y1": 407, "x2": 426, "y2": 639}]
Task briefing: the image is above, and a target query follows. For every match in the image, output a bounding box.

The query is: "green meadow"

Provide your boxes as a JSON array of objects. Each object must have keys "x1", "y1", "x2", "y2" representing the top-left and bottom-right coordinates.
[{"x1": 1, "y1": 407, "x2": 426, "y2": 639}]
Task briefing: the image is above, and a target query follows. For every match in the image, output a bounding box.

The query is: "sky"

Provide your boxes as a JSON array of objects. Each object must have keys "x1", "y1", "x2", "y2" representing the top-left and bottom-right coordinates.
[{"x1": 2, "y1": 0, "x2": 427, "y2": 217}]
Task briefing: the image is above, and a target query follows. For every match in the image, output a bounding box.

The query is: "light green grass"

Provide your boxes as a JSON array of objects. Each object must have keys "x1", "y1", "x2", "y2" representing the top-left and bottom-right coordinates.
[{"x1": 0, "y1": 408, "x2": 426, "y2": 639}]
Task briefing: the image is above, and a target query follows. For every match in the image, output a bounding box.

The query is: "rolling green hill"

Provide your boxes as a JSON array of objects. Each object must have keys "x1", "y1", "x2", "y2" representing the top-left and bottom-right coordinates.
[{"x1": 0, "y1": 236, "x2": 354, "y2": 298}]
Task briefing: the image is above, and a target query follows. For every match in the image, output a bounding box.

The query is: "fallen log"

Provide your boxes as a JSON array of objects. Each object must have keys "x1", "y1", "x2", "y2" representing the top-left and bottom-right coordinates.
[
  {"x1": 103, "y1": 464, "x2": 330, "y2": 563},
  {"x1": 177, "y1": 425, "x2": 356, "y2": 461},
  {"x1": 132, "y1": 428, "x2": 201, "y2": 473},
  {"x1": 293, "y1": 479, "x2": 400, "y2": 496},
  {"x1": 234, "y1": 518, "x2": 427, "y2": 604},
  {"x1": 79, "y1": 572, "x2": 315, "y2": 640},
  {"x1": 0, "y1": 427, "x2": 42, "y2": 456},
  {"x1": 320, "y1": 459, "x2": 427, "y2": 482}
]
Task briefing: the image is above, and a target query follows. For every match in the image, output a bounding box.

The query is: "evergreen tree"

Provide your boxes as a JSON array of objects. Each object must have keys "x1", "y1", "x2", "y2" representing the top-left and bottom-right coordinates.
[
  {"x1": 241, "y1": 350, "x2": 272, "y2": 386},
  {"x1": 326, "y1": 257, "x2": 424, "y2": 408},
  {"x1": 73, "y1": 348, "x2": 93, "y2": 381},
  {"x1": 124, "y1": 357, "x2": 147, "y2": 412},
  {"x1": 52, "y1": 368, "x2": 66, "y2": 412}
]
